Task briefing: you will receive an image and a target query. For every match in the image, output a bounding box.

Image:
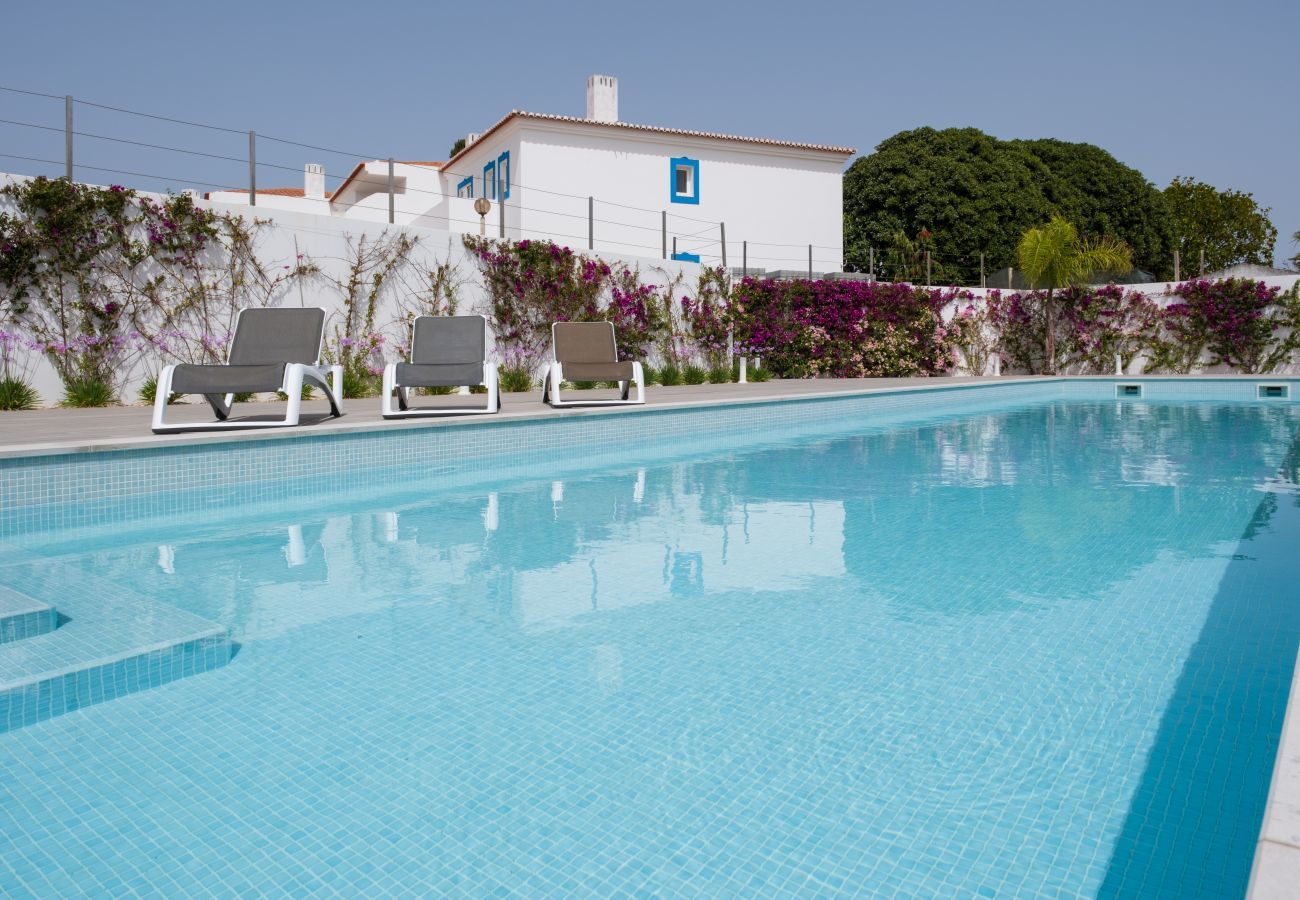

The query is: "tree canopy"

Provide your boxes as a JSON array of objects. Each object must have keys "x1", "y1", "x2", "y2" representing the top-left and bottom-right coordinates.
[
  {"x1": 1162, "y1": 176, "x2": 1277, "y2": 273},
  {"x1": 843, "y1": 127, "x2": 1175, "y2": 285}
]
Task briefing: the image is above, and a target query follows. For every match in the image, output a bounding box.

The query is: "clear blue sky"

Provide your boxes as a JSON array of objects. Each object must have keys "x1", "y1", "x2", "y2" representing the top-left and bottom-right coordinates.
[{"x1": 2, "y1": 0, "x2": 1296, "y2": 265}]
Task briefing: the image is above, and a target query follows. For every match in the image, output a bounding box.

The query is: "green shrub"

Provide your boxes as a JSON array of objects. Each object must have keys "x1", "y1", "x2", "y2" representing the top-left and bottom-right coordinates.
[
  {"x1": 275, "y1": 384, "x2": 315, "y2": 402},
  {"x1": 341, "y1": 369, "x2": 379, "y2": 399},
  {"x1": 642, "y1": 365, "x2": 659, "y2": 386},
  {"x1": 682, "y1": 364, "x2": 707, "y2": 385},
  {"x1": 0, "y1": 377, "x2": 39, "y2": 411},
  {"x1": 706, "y1": 364, "x2": 732, "y2": 384},
  {"x1": 60, "y1": 377, "x2": 115, "y2": 408},
  {"x1": 749, "y1": 364, "x2": 773, "y2": 382},
  {"x1": 469, "y1": 384, "x2": 488, "y2": 395},
  {"x1": 137, "y1": 376, "x2": 183, "y2": 406},
  {"x1": 658, "y1": 364, "x2": 682, "y2": 386},
  {"x1": 421, "y1": 386, "x2": 456, "y2": 396},
  {"x1": 500, "y1": 367, "x2": 535, "y2": 393}
]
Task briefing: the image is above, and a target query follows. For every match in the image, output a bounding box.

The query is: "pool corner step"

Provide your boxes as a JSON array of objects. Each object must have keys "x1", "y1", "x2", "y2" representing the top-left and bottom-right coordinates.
[
  {"x1": 0, "y1": 562, "x2": 233, "y2": 733},
  {"x1": 0, "y1": 586, "x2": 58, "y2": 645},
  {"x1": 0, "y1": 626, "x2": 232, "y2": 732}
]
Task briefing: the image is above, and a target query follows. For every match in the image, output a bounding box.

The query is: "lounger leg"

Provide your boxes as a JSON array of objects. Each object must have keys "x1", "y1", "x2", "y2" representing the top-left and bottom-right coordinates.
[
  {"x1": 203, "y1": 392, "x2": 233, "y2": 420},
  {"x1": 151, "y1": 365, "x2": 177, "y2": 433},
  {"x1": 301, "y1": 365, "x2": 343, "y2": 418},
  {"x1": 284, "y1": 365, "x2": 305, "y2": 425},
  {"x1": 632, "y1": 362, "x2": 645, "y2": 404},
  {"x1": 485, "y1": 363, "x2": 500, "y2": 412},
  {"x1": 620, "y1": 379, "x2": 630, "y2": 401}
]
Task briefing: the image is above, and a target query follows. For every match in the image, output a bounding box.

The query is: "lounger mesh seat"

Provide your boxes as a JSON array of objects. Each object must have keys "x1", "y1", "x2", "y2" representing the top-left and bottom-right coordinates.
[
  {"x1": 152, "y1": 307, "x2": 342, "y2": 433},
  {"x1": 170, "y1": 364, "x2": 291, "y2": 394},
  {"x1": 544, "y1": 321, "x2": 645, "y2": 407},
  {"x1": 382, "y1": 315, "x2": 499, "y2": 417}
]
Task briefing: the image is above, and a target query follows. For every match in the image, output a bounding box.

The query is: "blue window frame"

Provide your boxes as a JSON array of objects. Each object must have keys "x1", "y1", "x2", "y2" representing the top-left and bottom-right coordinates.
[
  {"x1": 483, "y1": 160, "x2": 496, "y2": 200},
  {"x1": 497, "y1": 151, "x2": 511, "y2": 200},
  {"x1": 670, "y1": 156, "x2": 699, "y2": 205},
  {"x1": 456, "y1": 176, "x2": 474, "y2": 199}
]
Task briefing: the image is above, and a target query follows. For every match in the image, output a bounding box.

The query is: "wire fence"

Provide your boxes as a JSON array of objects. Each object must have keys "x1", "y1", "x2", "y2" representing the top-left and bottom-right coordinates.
[{"x1": 0, "y1": 85, "x2": 851, "y2": 273}]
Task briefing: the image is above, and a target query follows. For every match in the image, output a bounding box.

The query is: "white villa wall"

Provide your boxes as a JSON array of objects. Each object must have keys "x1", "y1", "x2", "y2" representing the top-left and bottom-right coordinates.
[
  {"x1": 439, "y1": 118, "x2": 847, "y2": 267},
  {"x1": 514, "y1": 122, "x2": 846, "y2": 269}
]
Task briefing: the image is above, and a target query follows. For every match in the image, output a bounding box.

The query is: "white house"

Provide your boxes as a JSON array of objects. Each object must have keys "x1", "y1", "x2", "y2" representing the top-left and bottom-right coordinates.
[{"x1": 206, "y1": 76, "x2": 855, "y2": 271}]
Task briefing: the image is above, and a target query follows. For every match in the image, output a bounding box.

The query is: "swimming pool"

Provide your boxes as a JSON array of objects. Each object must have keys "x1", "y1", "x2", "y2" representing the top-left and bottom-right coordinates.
[{"x1": 2, "y1": 382, "x2": 1299, "y2": 896}]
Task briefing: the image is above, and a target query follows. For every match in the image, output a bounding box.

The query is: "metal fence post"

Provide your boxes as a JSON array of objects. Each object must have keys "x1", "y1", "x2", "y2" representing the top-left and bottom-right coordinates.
[
  {"x1": 64, "y1": 96, "x2": 73, "y2": 181},
  {"x1": 1008, "y1": 267, "x2": 1014, "y2": 289},
  {"x1": 720, "y1": 222, "x2": 727, "y2": 269},
  {"x1": 248, "y1": 131, "x2": 256, "y2": 206},
  {"x1": 808, "y1": 245, "x2": 813, "y2": 279},
  {"x1": 1199, "y1": 247, "x2": 1205, "y2": 276},
  {"x1": 980, "y1": 253, "x2": 986, "y2": 289},
  {"x1": 499, "y1": 177, "x2": 505, "y2": 238},
  {"x1": 673, "y1": 237, "x2": 677, "y2": 259},
  {"x1": 588, "y1": 196, "x2": 594, "y2": 250},
  {"x1": 925, "y1": 251, "x2": 931, "y2": 287},
  {"x1": 869, "y1": 247, "x2": 874, "y2": 280},
  {"x1": 387, "y1": 158, "x2": 395, "y2": 224},
  {"x1": 742, "y1": 240, "x2": 747, "y2": 275},
  {"x1": 1174, "y1": 250, "x2": 1180, "y2": 282},
  {"x1": 661, "y1": 211, "x2": 666, "y2": 259}
]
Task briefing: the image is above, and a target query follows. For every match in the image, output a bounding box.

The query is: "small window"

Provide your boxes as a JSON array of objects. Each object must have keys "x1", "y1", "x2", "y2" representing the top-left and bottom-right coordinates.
[
  {"x1": 456, "y1": 176, "x2": 474, "y2": 199},
  {"x1": 1116, "y1": 383, "x2": 1143, "y2": 398},
  {"x1": 670, "y1": 156, "x2": 699, "y2": 205},
  {"x1": 497, "y1": 151, "x2": 511, "y2": 200},
  {"x1": 1258, "y1": 383, "x2": 1290, "y2": 400},
  {"x1": 483, "y1": 160, "x2": 496, "y2": 200}
]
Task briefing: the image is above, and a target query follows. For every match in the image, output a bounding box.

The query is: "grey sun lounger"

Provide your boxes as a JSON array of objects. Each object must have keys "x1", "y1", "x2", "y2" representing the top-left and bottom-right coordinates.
[
  {"x1": 542, "y1": 321, "x2": 645, "y2": 407},
  {"x1": 381, "y1": 315, "x2": 499, "y2": 417},
  {"x1": 151, "y1": 307, "x2": 343, "y2": 433}
]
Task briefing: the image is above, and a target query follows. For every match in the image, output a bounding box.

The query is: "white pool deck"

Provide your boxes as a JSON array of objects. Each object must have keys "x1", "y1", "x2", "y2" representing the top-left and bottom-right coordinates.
[{"x1": 2, "y1": 373, "x2": 1299, "y2": 895}]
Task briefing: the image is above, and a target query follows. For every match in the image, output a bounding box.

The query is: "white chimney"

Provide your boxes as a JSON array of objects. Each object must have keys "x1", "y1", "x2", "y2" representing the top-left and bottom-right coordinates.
[
  {"x1": 304, "y1": 163, "x2": 326, "y2": 200},
  {"x1": 466, "y1": 132, "x2": 480, "y2": 147},
  {"x1": 586, "y1": 75, "x2": 618, "y2": 123}
]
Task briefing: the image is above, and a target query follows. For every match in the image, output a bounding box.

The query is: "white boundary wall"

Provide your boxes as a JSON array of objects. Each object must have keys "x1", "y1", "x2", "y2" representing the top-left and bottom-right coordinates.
[{"x1": 0, "y1": 175, "x2": 700, "y2": 406}]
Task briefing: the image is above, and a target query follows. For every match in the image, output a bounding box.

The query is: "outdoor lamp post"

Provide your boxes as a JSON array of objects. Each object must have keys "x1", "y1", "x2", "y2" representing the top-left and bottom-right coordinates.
[{"x1": 474, "y1": 197, "x2": 491, "y2": 236}]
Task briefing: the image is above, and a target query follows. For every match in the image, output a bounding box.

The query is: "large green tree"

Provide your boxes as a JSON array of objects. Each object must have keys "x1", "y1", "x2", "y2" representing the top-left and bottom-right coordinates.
[
  {"x1": 843, "y1": 127, "x2": 1173, "y2": 285},
  {"x1": 1162, "y1": 176, "x2": 1277, "y2": 274}
]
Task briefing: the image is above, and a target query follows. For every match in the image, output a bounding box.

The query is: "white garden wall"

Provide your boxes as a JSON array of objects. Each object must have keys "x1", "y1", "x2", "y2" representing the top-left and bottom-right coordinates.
[{"x1": 1, "y1": 173, "x2": 700, "y2": 406}]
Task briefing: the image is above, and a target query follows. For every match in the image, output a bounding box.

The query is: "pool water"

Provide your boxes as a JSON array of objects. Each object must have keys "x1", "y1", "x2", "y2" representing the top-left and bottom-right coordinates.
[{"x1": 3, "y1": 400, "x2": 1300, "y2": 897}]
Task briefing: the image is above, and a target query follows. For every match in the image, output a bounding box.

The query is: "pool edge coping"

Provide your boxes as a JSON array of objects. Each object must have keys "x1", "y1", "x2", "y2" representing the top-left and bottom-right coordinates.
[
  {"x1": 4, "y1": 373, "x2": 1297, "y2": 462},
  {"x1": 1248, "y1": 646, "x2": 1300, "y2": 898},
  {"x1": 0, "y1": 377, "x2": 1050, "y2": 461}
]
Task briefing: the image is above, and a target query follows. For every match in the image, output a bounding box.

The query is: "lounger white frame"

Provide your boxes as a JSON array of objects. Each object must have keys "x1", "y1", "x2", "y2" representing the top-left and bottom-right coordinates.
[
  {"x1": 380, "y1": 316, "x2": 500, "y2": 418},
  {"x1": 543, "y1": 323, "x2": 645, "y2": 408},
  {"x1": 151, "y1": 307, "x2": 344, "y2": 433}
]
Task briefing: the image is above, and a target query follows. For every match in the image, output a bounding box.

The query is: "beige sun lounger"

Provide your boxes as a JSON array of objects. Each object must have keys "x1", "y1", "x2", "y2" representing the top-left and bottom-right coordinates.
[{"x1": 542, "y1": 321, "x2": 645, "y2": 407}]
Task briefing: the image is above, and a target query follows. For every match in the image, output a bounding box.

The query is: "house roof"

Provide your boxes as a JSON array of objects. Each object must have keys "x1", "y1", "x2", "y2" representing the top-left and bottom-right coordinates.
[
  {"x1": 330, "y1": 160, "x2": 443, "y2": 205},
  {"x1": 442, "y1": 110, "x2": 856, "y2": 172},
  {"x1": 203, "y1": 186, "x2": 332, "y2": 200}
]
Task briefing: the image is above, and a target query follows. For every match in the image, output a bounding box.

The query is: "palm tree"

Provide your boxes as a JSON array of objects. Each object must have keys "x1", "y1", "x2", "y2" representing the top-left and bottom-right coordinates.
[
  {"x1": 1017, "y1": 215, "x2": 1133, "y2": 373},
  {"x1": 1291, "y1": 230, "x2": 1299, "y2": 269}
]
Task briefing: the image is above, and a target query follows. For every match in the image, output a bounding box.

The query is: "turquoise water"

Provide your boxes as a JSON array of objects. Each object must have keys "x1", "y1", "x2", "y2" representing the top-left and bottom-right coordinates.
[{"x1": 3, "y1": 399, "x2": 1300, "y2": 897}]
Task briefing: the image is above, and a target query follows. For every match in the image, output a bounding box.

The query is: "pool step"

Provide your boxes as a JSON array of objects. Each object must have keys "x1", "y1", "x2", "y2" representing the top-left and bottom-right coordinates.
[
  {"x1": 0, "y1": 586, "x2": 57, "y2": 645},
  {"x1": 0, "y1": 560, "x2": 231, "y2": 733}
]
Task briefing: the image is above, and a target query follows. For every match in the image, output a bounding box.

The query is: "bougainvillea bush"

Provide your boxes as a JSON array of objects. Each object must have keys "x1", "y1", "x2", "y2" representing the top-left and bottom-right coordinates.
[
  {"x1": 1145, "y1": 278, "x2": 1297, "y2": 374},
  {"x1": 729, "y1": 279, "x2": 957, "y2": 378},
  {"x1": 987, "y1": 285, "x2": 1161, "y2": 375}
]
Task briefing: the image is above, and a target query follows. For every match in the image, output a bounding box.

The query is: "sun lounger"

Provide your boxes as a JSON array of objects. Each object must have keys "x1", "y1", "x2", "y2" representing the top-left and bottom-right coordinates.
[
  {"x1": 151, "y1": 307, "x2": 342, "y2": 433},
  {"x1": 381, "y1": 315, "x2": 499, "y2": 417},
  {"x1": 542, "y1": 321, "x2": 645, "y2": 407}
]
